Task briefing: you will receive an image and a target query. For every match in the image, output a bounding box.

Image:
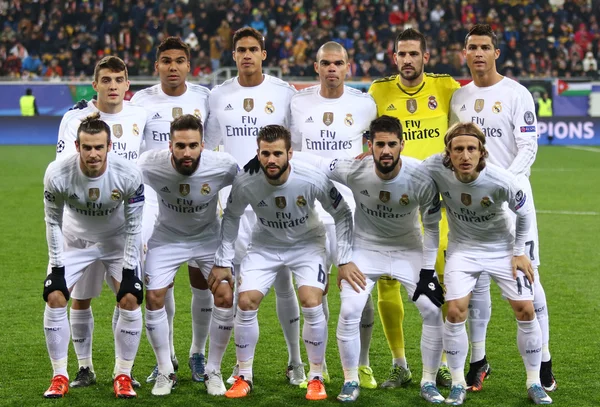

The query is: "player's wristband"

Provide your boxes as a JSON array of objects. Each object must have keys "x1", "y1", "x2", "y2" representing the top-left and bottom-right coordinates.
[{"x1": 51, "y1": 266, "x2": 65, "y2": 275}]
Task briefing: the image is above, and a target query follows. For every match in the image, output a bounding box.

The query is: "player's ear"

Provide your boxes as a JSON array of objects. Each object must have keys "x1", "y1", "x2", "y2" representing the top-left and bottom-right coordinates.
[
  {"x1": 288, "y1": 148, "x2": 293, "y2": 160},
  {"x1": 494, "y1": 47, "x2": 500, "y2": 60},
  {"x1": 367, "y1": 139, "x2": 373, "y2": 151},
  {"x1": 261, "y1": 49, "x2": 267, "y2": 61},
  {"x1": 169, "y1": 140, "x2": 173, "y2": 153},
  {"x1": 107, "y1": 140, "x2": 112, "y2": 152},
  {"x1": 75, "y1": 140, "x2": 80, "y2": 153},
  {"x1": 314, "y1": 61, "x2": 319, "y2": 74},
  {"x1": 423, "y1": 51, "x2": 430, "y2": 64},
  {"x1": 399, "y1": 139, "x2": 405, "y2": 153}
]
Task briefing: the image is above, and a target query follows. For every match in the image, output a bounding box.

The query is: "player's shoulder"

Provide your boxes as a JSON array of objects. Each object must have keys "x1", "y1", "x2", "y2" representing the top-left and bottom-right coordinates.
[
  {"x1": 201, "y1": 150, "x2": 238, "y2": 170},
  {"x1": 138, "y1": 149, "x2": 169, "y2": 167},
  {"x1": 186, "y1": 82, "x2": 211, "y2": 97},
  {"x1": 402, "y1": 156, "x2": 434, "y2": 184},
  {"x1": 264, "y1": 74, "x2": 296, "y2": 92},
  {"x1": 424, "y1": 73, "x2": 461, "y2": 89},
  {"x1": 110, "y1": 154, "x2": 142, "y2": 177},
  {"x1": 130, "y1": 84, "x2": 160, "y2": 102},
  {"x1": 122, "y1": 100, "x2": 148, "y2": 115},
  {"x1": 292, "y1": 159, "x2": 330, "y2": 187},
  {"x1": 498, "y1": 77, "x2": 532, "y2": 98},
  {"x1": 211, "y1": 77, "x2": 237, "y2": 95},
  {"x1": 422, "y1": 153, "x2": 445, "y2": 170},
  {"x1": 45, "y1": 154, "x2": 78, "y2": 178},
  {"x1": 61, "y1": 104, "x2": 95, "y2": 123},
  {"x1": 483, "y1": 162, "x2": 517, "y2": 187},
  {"x1": 371, "y1": 74, "x2": 398, "y2": 86},
  {"x1": 344, "y1": 85, "x2": 376, "y2": 102},
  {"x1": 292, "y1": 84, "x2": 319, "y2": 100}
]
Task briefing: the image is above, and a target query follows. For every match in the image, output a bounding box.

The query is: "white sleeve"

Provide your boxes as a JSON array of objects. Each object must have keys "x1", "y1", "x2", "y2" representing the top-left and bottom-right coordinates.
[
  {"x1": 282, "y1": 86, "x2": 296, "y2": 129},
  {"x1": 449, "y1": 93, "x2": 460, "y2": 127},
  {"x1": 508, "y1": 90, "x2": 538, "y2": 176},
  {"x1": 204, "y1": 93, "x2": 222, "y2": 150},
  {"x1": 43, "y1": 167, "x2": 65, "y2": 267},
  {"x1": 122, "y1": 171, "x2": 145, "y2": 270},
  {"x1": 56, "y1": 114, "x2": 78, "y2": 160},
  {"x1": 317, "y1": 178, "x2": 353, "y2": 265},
  {"x1": 292, "y1": 152, "x2": 351, "y2": 185},
  {"x1": 418, "y1": 175, "x2": 442, "y2": 269},
  {"x1": 214, "y1": 178, "x2": 248, "y2": 267},
  {"x1": 506, "y1": 178, "x2": 533, "y2": 256},
  {"x1": 290, "y1": 102, "x2": 302, "y2": 151}
]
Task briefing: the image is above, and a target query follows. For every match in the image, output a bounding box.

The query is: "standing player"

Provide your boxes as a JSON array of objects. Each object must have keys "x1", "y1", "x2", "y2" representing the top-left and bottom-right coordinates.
[
  {"x1": 204, "y1": 27, "x2": 305, "y2": 385},
  {"x1": 131, "y1": 36, "x2": 212, "y2": 384},
  {"x1": 139, "y1": 115, "x2": 238, "y2": 396},
  {"x1": 290, "y1": 41, "x2": 378, "y2": 388},
  {"x1": 55, "y1": 56, "x2": 147, "y2": 389},
  {"x1": 368, "y1": 28, "x2": 460, "y2": 388},
  {"x1": 42, "y1": 114, "x2": 145, "y2": 399},
  {"x1": 209, "y1": 125, "x2": 354, "y2": 400},
  {"x1": 423, "y1": 122, "x2": 552, "y2": 405},
  {"x1": 295, "y1": 116, "x2": 446, "y2": 403},
  {"x1": 450, "y1": 24, "x2": 556, "y2": 393}
]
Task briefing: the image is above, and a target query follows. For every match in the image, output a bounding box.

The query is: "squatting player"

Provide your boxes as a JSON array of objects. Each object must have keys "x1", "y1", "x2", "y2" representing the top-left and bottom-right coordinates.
[
  {"x1": 368, "y1": 28, "x2": 460, "y2": 388},
  {"x1": 290, "y1": 40, "x2": 378, "y2": 387},
  {"x1": 450, "y1": 24, "x2": 556, "y2": 392},
  {"x1": 210, "y1": 125, "x2": 354, "y2": 401},
  {"x1": 55, "y1": 56, "x2": 147, "y2": 389},
  {"x1": 42, "y1": 114, "x2": 145, "y2": 399},
  {"x1": 423, "y1": 122, "x2": 552, "y2": 406}
]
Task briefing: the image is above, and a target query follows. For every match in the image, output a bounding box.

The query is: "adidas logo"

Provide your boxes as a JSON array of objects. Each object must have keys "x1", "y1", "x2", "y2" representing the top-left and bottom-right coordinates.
[
  {"x1": 257, "y1": 200, "x2": 268, "y2": 207},
  {"x1": 386, "y1": 103, "x2": 396, "y2": 111},
  {"x1": 69, "y1": 193, "x2": 80, "y2": 200},
  {"x1": 360, "y1": 190, "x2": 370, "y2": 197},
  {"x1": 160, "y1": 186, "x2": 171, "y2": 193},
  {"x1": 305, "y1": 116, "x2": 314, "y2": 123},
  {"x1": 152, "y1": 112, "x2": 162, "y2": 119},
  {"x1": 225, "y1": 104, "x2": 233, "y2": 111},
  {"x1": 460, "y1": 104, "x2": 466, "y2": 111}
]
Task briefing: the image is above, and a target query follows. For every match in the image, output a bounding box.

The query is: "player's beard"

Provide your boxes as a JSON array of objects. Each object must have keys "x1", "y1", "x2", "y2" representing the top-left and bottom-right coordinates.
[
  {"x1": 399, "y1": 63, "x2": 423, "y2": 82},
  {"x1": 173, "y1": 155, "x2": 200, "y2": 175},
  {"x1": 260, "y1": 160, "x2": 289, "y2": 180},
  {"x1": 375, "y1": 154, "x2": 400, "y2": 174}
]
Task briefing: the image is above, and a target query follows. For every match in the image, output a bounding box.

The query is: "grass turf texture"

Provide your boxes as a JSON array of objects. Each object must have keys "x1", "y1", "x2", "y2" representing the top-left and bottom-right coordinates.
[{"x1": 0, "y1": 145, "x2": 598, "y2": 406}]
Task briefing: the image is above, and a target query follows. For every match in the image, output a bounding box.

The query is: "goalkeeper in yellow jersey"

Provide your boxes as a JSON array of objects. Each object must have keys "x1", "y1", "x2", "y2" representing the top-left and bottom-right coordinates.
[{"x1": 368, "y1": 28, "x2": 460, "y2": 390}]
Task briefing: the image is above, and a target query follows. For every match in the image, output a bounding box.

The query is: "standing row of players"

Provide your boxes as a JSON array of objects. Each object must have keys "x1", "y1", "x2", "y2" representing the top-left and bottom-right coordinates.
[{"x1": 41, "y1": 24, "x2": 555, "y2": 405}]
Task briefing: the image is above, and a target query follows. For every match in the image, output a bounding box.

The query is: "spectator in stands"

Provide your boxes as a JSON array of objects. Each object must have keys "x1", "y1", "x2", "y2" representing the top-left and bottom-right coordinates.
[{"x1": 20, "y1": 88, "x2": 39, "y2": 116}]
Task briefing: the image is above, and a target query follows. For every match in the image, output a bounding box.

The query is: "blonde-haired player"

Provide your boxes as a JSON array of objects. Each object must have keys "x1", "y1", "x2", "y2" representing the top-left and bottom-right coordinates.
[{"x1": 368, "y1": 28, "x2": 460, "y2": 388}]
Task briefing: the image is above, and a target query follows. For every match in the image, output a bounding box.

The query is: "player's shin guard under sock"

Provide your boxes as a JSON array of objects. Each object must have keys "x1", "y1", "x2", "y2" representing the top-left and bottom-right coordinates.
[
  {"x1": 274, "y1": 271, "x2": 302, "y2": 366},
  {"x1": 517, "y1": 317, "x2": 543, "y2": 388},
  {"x1": 145, "y1": 307, "x2": 173, "y2": 373},
  {"x1": 164, "y1": 286, "x2": 176, "y2": 359},
  {"x1": 302, "y1": 306, "x2": 326, "y2": 378},
  {"x1": 206, "y1": 306, "x2": 234, "y2": 372},
  {"x1": 359, "y1": 294, "x2": 374, "y2": 367},
  {"x1": 70, "y1": 307, "x2": 94, "y2": 371},
  {"x1": 468, "y1": 273, "x2": 491, "y2": 363},
  {"x1": 45, "y1": 305, "x2": 70, "y2": 378},
  {"x1": 377, "y1": 278, "x2": 406, "y2": 359},
  {"x1": 190, "y1": 287, "x2": 213, "y2": 357},
  {"x1": 416, "y1": 296, "x2": 444, "y2": 384},
  {"x1": 533, "y1": 277, "x2": 551, "y2": 362},
  {"x1": 443, "y1": 320, "x2": 468, "y2": 386},
  {"x1": 235, "y1": 307, "x2": 259, "y2": 380},
  {"x1": 115, "y1": 308, "x2": 142, "y2": 376}
]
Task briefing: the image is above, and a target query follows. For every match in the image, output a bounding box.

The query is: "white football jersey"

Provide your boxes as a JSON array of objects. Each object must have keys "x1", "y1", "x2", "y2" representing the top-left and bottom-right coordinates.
[
  {"x1": 215, "y1": 160, "x2": 353, "y2": 268},
  {"x1": 204, "y1": 74, "x2": 296, "y2": 164},
  {"x1": 137, "y1": 149, "x2": 238, "y2": 241},
  {"x1": 130, "y1": 82, "x2": 210, "y2": 152},
  {"x1": 423, "y1": 154, "x2": 533, "y2": 257},
  {"x1": 450, "y1": 77, "x2": 538, "y2": 176},
  {"x1": 56, "y1": 101, "x2": 147, "y2": 162},
  {"x1": 43, "y1": 154, "x2": 144, "y2": 268}
]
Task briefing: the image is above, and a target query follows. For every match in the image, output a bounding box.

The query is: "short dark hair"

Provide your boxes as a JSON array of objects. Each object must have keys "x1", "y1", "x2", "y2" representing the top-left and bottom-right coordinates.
[
  {"x1": 156, "y1": 36, "x2": 191, "y2": 61},
  {"x1": 395, "y1": 28, "x2": 427, "y2": 53},
  {"x1": 257, "y1": 125, "x2": 291, "y2": 150},
  {"x1": 93, "y1": 56, "x2": 128, "y2": 82},
  {"x1": 443, "y1": 122, "x2": 488, "y2": 172},
  {"x1": 77, "y1": 112, "x2": 111, "y2": 144},
  {"x1": 465, "y1": 24, "x2": 498, "y2": 49},
  {"x1": 369, "y1": 115, "x2": 403, "y2": 141},
  {"x1": 26, "y1": 88, "x2": 32, "y2": 95},
  {"x1": 233, "y1": 27, "x2": 265, "y2": 50},
  {"x1": 170, "y1": 114, "x2": 203, "y2": 140}
]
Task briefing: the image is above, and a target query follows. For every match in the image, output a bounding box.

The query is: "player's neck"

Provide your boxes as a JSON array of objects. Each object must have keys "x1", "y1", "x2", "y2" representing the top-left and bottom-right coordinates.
[
  {"x1": 94, "y1": 99, "x2": 123, "y2": 114},
  {"x1": 471, "y1": 70, "x2": 503, "y2": 88},
  {"x1": 454, "y1": 170, "x2": 479, "y2": 183},
  {"x1": 161, "y1": 82, "x2": 187, "y2": 97},
  {"x1": 238, "y1": 73, "x2": 265, "y2": 87},
  {"x1": 319, "y1": 84, "x2": 344, "y2": 99},
  {"x1": 399, "y1": 73, "x2": 424, "y2": 89}
]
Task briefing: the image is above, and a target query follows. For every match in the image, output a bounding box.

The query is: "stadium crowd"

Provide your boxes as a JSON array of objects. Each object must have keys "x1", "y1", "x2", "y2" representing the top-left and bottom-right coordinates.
[{"x1": 1, "y1": 0, "x2": 600, "y2": 80}]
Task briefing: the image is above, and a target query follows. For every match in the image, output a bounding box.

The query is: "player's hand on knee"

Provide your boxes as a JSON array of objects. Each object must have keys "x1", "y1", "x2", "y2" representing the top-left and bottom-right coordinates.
[
  {"x1": 512, "y1": 255, "x2": 534, "y2": 284},
  {"x1": 208, "y1": 265, "x2": 233, "y2": 293},
  {"x1": 68, "y1": 99, "x2": 88, "y2": 111},
  {"x1": 43, "y1": 266, "x2": 70, "y2": 302},
  {"x1": 243, "y1": 155, "x2": 261, "y2": 175},
  {"x1": 412, "y1": 268, "x2": 445, "y2": 308},
  {"x1": 117, "y1": 268, "x2": 144, "y2": 305},
  {"x1": 337, "y1": 262, "x2": 366, "y2": 293}
]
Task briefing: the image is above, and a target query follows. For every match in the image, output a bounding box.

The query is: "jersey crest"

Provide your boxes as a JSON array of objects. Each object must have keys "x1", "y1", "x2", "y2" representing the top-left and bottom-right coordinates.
[
  {"x1": 406, "y1": 99, "x2": 417, "y2": 114},
  {"x1": 201, "y1": 183, "x2": 211, "y2": 195},
  {"x1": 492, "y1": 101, "x2": 502, "y2": 114},
  {"x1": 461, "y1": 193, "x2": 471, "y2": 206},
  {"x1": 275, "y1": 196, "x2": 287, "y2": 209},
  {"x1": 296, "y1": 195, "x2": 307, "y2": 207},
  {"x1": 132, "y1": 123, "x2": 139, "y2": 136},
  {"x1": 428, "y1": 96, "x2": 438, "y2": 110},
  {"x1": 480, "y1": 196, "x2": 491, "y2": 208},
  {"x1": 400, "y1": 194, "x2": 410, "y2": 206},
  {"x1": 379, "y1": 191, "x2": 391, "y2": 203},
  {"x1": 112, "y1": 124, "x2": 123, "y2": 138},
  {"x1": 111, "y1": 189, "x2": 122, "y2": 201},
  {"x1": 89, "y1": 188, "x2": 100, "y2": 201},
  {"x1": 179, "y1": 184, "x2": 190, "y2": 196},
  {"x1": 474, "y1": 99, "x2": 485, "y2": 113},
  {"x1": 323, "y1": 112, "x2": 334, "y2": 126},
  {"x1": 243, "y1": 98, "x2": 254, "y2": 112},
  {"x1": 265, "y1": 101, "x2": 275, "y2": 114},
  {"x1": 172, "y1": 107, "x2": 183, "y2": 118},
  {"x1": 344, "y1": 114, "x2": 354, "y2": 126}
]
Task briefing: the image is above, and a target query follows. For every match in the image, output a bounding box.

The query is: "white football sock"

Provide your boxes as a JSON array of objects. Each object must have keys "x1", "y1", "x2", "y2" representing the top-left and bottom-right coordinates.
[
  {"x1": 533, "y1": 276, "x2": 551, "y2": 362},
  {"x1": 235, "y1": 307, "x2": 259, "y2": 381},
  {"x1": 416, "y1": 296, "x2": 444, "y2": 385},
  {"x1": 443, "y1": 320, "x2": 468, "y2": 387},
  {"x1": 70, "y1": 307, "x2": 94, "y2": 371},
  {"x1": 359, "y1": 294, "x2": 374, "y2": 367},
  {"x1": 44, "y1": 305, "x2": 70, "y2": 378},
  {"x1": 145, "y1": 307, "x2": 173, "y2": 374},
  {"x1": 190, "y1": 287, "x2": 212, "y2": 357},
  {"x1": 206, "y1": 306, "x2": 234, "y2": 373},
  {"x1": 517, "y1": 317, "x2": 542, "y2": 388},
  {"x1": 302, "y1": 305, "x2": 326, "y2": 379},
  {"x1": 274, "y1": 270, "x2": 302, "y2": 366},
  {"x1": 115, "y1": 308, "x2": 142, "y2": 376},
  {"x1": 468, "y1": 274, "x2": 491, "y2": 363},
  {"x1": 164, "y1": 286, "x2": 176, "y2": 359}
]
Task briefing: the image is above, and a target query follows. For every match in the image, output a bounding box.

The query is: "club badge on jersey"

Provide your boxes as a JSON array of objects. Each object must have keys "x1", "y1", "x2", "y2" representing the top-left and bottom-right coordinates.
[
  {"x1": 323, "y1": 112, "x2": 334, "y2": 126},
  {"x1": 113, "y1": 124, "x2": 123, "y2": 138}
]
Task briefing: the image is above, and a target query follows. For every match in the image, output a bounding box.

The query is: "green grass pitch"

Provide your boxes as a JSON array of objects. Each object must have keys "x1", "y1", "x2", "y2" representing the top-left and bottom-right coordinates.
[{"x1": 0, "y1": 145, "x2": 598, "y2": 406}]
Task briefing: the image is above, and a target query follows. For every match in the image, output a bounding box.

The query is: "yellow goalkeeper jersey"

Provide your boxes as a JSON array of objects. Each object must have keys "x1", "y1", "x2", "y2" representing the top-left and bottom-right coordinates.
[{"x1": 368, "y1": 73, "x2": 461, "y2": 160}]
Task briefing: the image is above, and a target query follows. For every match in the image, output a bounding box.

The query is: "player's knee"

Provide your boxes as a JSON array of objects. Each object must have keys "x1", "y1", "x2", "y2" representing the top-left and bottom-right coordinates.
[
  {"x1": 446, "y1": 302, "x2": 467, "y2": 323},
  {"x1": 46, "y1": 290, "x2": 68, "y2": 308},
  {"x1": 514, "y1": 302, "x2": 535, "y2": 321},
  {"x1": 336, "y1": 316, "x2": 360, "y2": 341},
  {"x1": 237, "y1": 294, "x2": 260, "y2": 311},
  {"x1": 213, "y1": 284, "x2": 233, "y2": 308},
  {"x1": 299, "y1": 295, "x2": 321, "y2": 308},
  {"x1": 416, "y1": 296, "x2": 443, "y2": 326},
  {"x1": 71, "y1": 298, "x2": 92, "y2": 310},
  {"x1": 118, "y1": 293, "x2": 139, "y2": 310},
  {"x1": 145, "y1": 289, "x2": 165, "y2": 310}
]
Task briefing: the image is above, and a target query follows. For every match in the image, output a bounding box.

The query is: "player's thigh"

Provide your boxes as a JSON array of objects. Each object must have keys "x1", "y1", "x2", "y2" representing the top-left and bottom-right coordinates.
[
  {"x1": 339, "y1": 277, "x2": 376, "y2": 321},
  {"x1": 71, "y1": 261, "x2": 108, "y2": 299},
  {"x1": 145, "y1": 240, "x2": 191, "y2": 290},
  {"x1": 435, "y1": 207, "x2": 449, "y2": 282},
  {"x1": 485, "y1": 254, "x2": 535, "y2": 302},
  {"x1": 58, "y1": 235, "x2": 104, "y2": 291},
  {"x1": 238, "y1": 248, "x2": 282, "y2": 296},
  {"x1": 352, "y1": 247, "x2": 391, "y2": 281},
  {"x1": 324, "y1": 223, "x2": 337, "y2": 272},
  {"x1": 389, "y1": 249, "x2": 423, "y2": 298},
  {"x1": 444, "y1": 252, "x2": 482, "y2": 301},
  {"x1": 285, "y1": 245, "x2": 327, "y2": 292},
  {"x1": 189, "y1": 240, "x2": 219, "y2": 280}
]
